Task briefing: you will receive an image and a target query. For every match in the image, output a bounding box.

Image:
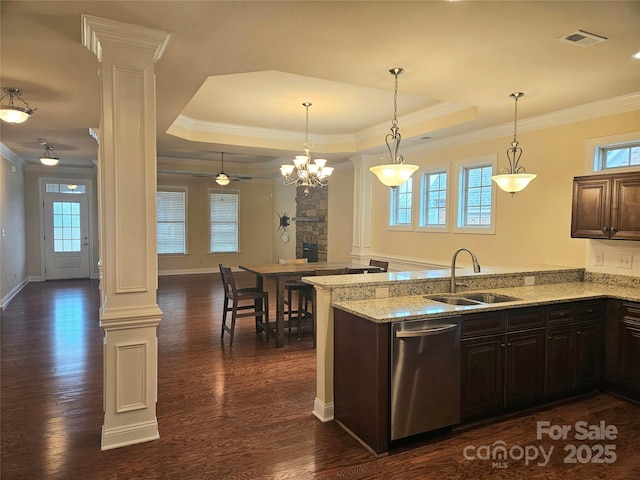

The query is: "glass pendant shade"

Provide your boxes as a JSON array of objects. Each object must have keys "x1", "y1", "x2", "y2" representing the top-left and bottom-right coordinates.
[
  {"x1": 0, "y1": 88, "x2": 35, "y2": 123},
  {"x1": 370, "y1": 163, "x2": 419, "y2": 187},
  {"x1": 39, "y1": 145, "x2": 59, "y2": 166},
  {"x1": 215, "y1": 152, "x2": 231, "y2": 185},
  {"x1": 490, "y1": 173, "x2": 537, "y2": 194}
]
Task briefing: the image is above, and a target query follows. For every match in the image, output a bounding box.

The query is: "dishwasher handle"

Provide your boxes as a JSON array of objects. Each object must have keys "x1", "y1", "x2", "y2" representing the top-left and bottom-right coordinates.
[{"x1": 396, "y1": 324, "x2": 458, "y2": 338}]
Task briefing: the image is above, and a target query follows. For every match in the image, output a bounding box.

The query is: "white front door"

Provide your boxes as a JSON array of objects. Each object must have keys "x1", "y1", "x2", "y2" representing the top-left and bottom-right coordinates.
[{"x1": 44, "y1": 195, "x2": 90, "y2": 279}]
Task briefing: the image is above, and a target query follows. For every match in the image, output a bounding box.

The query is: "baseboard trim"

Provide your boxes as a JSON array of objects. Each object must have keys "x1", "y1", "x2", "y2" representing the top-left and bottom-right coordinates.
[
  {"x1": 101, "y1": 419, "x2": 160, "y2": 451},
  {"x1": 0, "y1": 278, "x2": 28, "y2": 310}
]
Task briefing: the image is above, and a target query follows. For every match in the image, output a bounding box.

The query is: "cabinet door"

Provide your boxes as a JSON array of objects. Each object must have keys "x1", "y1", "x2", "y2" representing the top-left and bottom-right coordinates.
[
  {"x1": 571, "y1": 176, "x2": 610, "y2": 239},
  {"x1": 610, "y1": 173, "x2": 640, "y2": 240},
  {"x1": 545, "y1": 326, "x2": 573, "y2": 397},
  {"x1": 573, "y1": 322, "x2": 603, "y2": 390},
  {"x1": 505, "y1": 329, "x2": 545, "y2": 407},
  {"x1": 461, "y1": 336, "x2": 504, "y2": 419},
  {"x1": 619, "y1": 318, "x2": 640, "y2": 393}
]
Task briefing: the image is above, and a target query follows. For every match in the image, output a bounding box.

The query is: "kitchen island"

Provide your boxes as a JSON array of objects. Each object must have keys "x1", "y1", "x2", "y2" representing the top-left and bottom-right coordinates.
[{"x1": 302, "y1": 265, "x2": 640, "y2": 454}]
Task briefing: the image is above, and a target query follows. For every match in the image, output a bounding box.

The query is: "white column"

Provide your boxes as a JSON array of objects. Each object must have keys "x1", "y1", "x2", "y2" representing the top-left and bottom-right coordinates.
[
  {"x1": 82, "y1": 15, "x2": 171, "y2": 451},
  {"x1": 313, "y1": 286, "x2": 335, "y2": 422},
  {"x1": 349, "y1": 155, "x2": 377, "y2": 262}
]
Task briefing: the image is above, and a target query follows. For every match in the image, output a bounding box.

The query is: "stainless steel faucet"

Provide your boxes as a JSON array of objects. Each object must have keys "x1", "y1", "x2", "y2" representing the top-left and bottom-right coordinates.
[{"x1": 450, "y1": 248, "x2": 481, "y2": 293}]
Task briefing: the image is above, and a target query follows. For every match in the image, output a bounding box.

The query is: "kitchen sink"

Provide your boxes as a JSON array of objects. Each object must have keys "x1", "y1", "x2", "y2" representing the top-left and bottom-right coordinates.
[
  {"x1": 461, "y1": 292, "x2": 521, "y2": 304},
  {"x1": 424, "y1": 292, "x2": 521, "y2": 306},
  {"x1": 423, "y1": 295, "x2": 482, "y2": 306}
]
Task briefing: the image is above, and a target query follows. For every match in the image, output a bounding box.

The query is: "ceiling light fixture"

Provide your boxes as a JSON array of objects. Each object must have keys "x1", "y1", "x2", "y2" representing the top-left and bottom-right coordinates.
[
  {"x1": 491, "y1": 92, "x2": 537, "y2": 195},
  {"x1": 39, "y1": 143, "x2": 60, "y2": 166},
  {"x1": 215, "y1": 152, "x2": 230, "y2": 186},
  {"x1": 370, "y1": 68, "x2": 419, "y2": 188},
  {"x1": 0, "y1": 87, "x2": 36, "y2": 123},
  {"x1": 280, "y1": 102, "x2": 333, "y2": 195}
]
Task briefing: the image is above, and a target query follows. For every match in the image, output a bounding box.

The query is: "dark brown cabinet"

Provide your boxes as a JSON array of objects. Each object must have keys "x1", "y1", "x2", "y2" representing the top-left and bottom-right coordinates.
[
  {"x1": 545, "y1": 301, "x2": 604, "y2": 397},
  {"x1": 605, "y1": 300, "x2": 640, "y2": 399},
  {"x1": 461, "y1": 308, "x2": 545, "y2": 420},
  {"x1": 571, "y1": 171, "x2": 640, "y2": 240}
]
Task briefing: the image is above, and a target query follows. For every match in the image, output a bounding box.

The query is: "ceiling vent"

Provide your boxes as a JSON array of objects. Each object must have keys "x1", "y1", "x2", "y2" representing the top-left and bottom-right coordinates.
[{"x1": 559, "y1": 30, "x2": 607, "y2": 47}]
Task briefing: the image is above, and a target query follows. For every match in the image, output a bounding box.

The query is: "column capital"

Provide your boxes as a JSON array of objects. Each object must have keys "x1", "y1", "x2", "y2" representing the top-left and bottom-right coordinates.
[{"x1": 82, "y1": 14, "x2": 171, "y2": 62}]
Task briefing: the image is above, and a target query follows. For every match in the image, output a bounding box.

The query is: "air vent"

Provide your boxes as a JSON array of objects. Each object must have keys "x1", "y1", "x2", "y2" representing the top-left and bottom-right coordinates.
[{"x1": 559, "y1": 30, "x2": 607, "y2": 47}]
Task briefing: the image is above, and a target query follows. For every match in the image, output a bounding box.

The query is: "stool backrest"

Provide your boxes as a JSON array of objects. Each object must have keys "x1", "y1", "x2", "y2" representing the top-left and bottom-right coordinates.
[
  {"x1": 279, "y1": 258, "x2": 308, "y2": 265},
  {"x1": 219, "y1": 264, "x2": 237, "y2": 297},
  {"x1": 314, "y1": 267, "x2": 348, "y2": 276},
  {"x1": 369, "y1": 259, "x2": 389, "y2": 272}
]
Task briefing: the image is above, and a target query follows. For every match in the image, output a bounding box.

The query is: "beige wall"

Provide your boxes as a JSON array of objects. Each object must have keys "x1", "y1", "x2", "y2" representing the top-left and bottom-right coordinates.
[
  {"x1": 271, "y1": 179, "x2": 297, "y2": 262},
  {"x1": 327, "y1": 164, "x2": 354, "y2": 262},
  {"x1": 370, "y1": 110, "x2": 640, "y2": 270},
  {"x1": 157, "y1": 174, "x2": 274, "y2": 273},
  {"x1": 0, "y1": 155, "x2": 27, "y2": 304}
]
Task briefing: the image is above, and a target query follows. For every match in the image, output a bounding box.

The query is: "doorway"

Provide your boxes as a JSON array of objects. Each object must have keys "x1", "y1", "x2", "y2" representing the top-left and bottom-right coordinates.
[{"x1": 40, "y1": 180, "x2": 94, "y2": 280}]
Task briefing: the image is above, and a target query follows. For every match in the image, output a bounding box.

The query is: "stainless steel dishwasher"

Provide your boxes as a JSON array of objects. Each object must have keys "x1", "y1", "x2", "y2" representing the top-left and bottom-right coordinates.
[{"x1": 390, "y1": 316, "x2": 461, "y2": 440}]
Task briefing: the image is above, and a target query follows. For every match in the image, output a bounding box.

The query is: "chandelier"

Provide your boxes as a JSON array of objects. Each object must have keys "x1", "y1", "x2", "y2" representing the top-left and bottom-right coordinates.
[
  {"x1": 280, "y1": 102, "x2": 333, "y2": 195},
  {"x1": 370, "y1": 68, "x2": 419, "y2": 188},
  {"x1": 0, "y1": 87, "x2": 36, "y2": 124},
  {"x1": 491, "y1": 92, "x2": 537, "y2": 195},
  {"x1": 215, "y1": 152, "x2": 230, "y2": 186}
]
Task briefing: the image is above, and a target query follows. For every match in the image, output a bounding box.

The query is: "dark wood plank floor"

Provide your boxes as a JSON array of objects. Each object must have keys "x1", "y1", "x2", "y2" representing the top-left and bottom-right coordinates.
[{"x1": 1, "y1": 274, "x2": 639, "y2": 479}]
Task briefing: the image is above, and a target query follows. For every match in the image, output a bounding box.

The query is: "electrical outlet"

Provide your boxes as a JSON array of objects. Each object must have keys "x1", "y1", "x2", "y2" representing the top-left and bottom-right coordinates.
[
  {"x1": 594, "y1": 252, "x2": 604, "y2": 266},
  {"x1": 524, "y1": 276, "x2": 535, "y2": 286},
  {"x1": 617, "y1": 254, "x2": 633, "y2": 269},
  {"x1": 375, "y1": 287, "x2": 389, "y2": 298}
]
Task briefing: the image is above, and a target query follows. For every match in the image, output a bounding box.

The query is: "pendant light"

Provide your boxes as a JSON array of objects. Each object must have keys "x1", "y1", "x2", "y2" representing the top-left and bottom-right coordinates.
[
  {"x1": 215, "y1": 152, "x2": 230, "y2": 186},
  {"x1": 370, "y1": 68, "x2": 419, "y2": 188},
  {"x1": 280, "y1": 102, "x2": 333, "y2": 195},
  {"x1": 0, "y1": 87, "x2": 36, "y2": 124},
  {"x1": 39, "y1": 143, "x2": 60, "y2": 166},
  {"x1": 491, "y1": 92, "x2": 537, "y2": 195}
]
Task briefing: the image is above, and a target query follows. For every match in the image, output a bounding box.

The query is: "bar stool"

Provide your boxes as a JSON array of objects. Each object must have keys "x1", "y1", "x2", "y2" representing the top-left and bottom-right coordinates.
[{"x1": 219, "y1": 264, "x2": 269, "y2": 346}]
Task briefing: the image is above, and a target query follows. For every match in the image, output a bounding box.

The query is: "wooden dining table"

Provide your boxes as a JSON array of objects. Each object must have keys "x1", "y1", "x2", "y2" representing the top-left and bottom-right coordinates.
[{"x1": 238, "y1": 262, "x2": 379, "y2": 347}]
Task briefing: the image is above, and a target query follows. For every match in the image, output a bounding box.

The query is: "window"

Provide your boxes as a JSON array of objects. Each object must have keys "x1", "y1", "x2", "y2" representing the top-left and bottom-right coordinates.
[
  {"x1": 210, "y1": 192, "x2": 239, "y2": 252},
  {"x1": 419, "y1": 169, "x2": 448, "y2": 232},
  {"x1": 53, "y1": 201, "x2": 81, "y2": 252},
  {"x1": 389, "y1": 178, "x2": 413, "y2": 229},
  {"x1": 600, "y1": 143, "x2": 640, "y2": 170},
  {"x1": 46, "y1": 183, "x2": 86, "y2": 194},
  {"x1": 454, "y1": 156, "x2": 496, "y2": 234},
  {"x1": 157, "y1": 189, "x2": 186, "y2": 254}
]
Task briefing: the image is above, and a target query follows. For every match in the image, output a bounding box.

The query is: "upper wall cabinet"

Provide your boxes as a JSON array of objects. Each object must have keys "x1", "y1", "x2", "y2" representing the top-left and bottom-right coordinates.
[{"x1": 571, "y1": 171, "x2": 640, "y2": 240}]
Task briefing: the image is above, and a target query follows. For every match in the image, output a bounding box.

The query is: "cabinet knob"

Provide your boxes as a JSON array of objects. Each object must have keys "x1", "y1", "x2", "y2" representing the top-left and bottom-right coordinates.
[
  {"x1": 500, "y1": 343, "x2": 505, "y2": 348},
  {"x1": 576, "y1": 331, "x2": 582, "y2": 335},
  {"x1": 602, "y1": 226, "x2": 610, "y2": 233},
  {"x1": 507, "y1": 342, "x2": 512, "y2": 346},
  {"x1": 548, "y1": 336, "x2": 552, "y2": 339},
  {"x1": 610, "y1": 227, "x2": 618, "y2": 234}
]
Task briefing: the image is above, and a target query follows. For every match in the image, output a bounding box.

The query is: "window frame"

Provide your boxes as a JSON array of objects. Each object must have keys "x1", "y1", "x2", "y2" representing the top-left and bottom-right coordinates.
[
  {"x1": 388, "y1": 177, "x2": 414, "y2": 231},
  {"x1": 418, "y1": 165, "x2": 450, "y2": 233},
  {"x1": 453, "y1": 155, "x2": 497, "y2": 235},
  {"x1": 156, "y1": 187, "x2": 188, "y2": 255},
  {"x1": 209, "y1": 189, "x2": 240, "y2": 253},
  {"x1": 587, "y1": 131, "x2": 640, "y2": 174}
]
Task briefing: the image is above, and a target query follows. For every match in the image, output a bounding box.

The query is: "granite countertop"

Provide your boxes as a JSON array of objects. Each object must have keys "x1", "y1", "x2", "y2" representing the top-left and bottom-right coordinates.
[{"x1": 332, "y1": 282, "x2": 640, "y2": 323}]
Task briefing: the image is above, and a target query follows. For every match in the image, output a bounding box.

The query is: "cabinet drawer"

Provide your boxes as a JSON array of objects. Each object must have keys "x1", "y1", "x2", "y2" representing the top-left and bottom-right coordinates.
[
  {"x1": 507, "y1": 307, "x2": 545, "y2": 331},
  {"x1": 462, "y1": 313, "x2": 505, "y2": 338},
  {"x1": 575, "y1": 301, "x2": 605, "y2": 321},
  {"x1": 547, "y1": 305, "x2": 573, "y2": 324}
]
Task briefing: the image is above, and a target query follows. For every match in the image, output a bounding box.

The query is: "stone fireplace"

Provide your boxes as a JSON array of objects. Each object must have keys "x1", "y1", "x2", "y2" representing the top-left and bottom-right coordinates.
[{"x1": 295, "y1": 185, "x2": 328, "y2": 262}]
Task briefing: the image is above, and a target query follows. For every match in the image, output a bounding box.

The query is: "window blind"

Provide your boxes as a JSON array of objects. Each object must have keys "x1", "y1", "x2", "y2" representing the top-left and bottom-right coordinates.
[
  {"x1": 210, "y1": 192, "x2": 239, "y2": 252},
  {"x1": 157, "y1": 190, "x2": 186, "y2": 254}
]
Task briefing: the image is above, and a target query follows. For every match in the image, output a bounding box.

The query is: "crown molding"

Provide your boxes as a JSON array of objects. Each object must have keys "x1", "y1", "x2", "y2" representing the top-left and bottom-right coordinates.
[{"x1": 0, "y1": 143, "x2": 27, "y2": 168}]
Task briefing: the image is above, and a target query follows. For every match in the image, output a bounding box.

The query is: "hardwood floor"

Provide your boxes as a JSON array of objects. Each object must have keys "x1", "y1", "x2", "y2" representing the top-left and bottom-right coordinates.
[{"x1": 1, "y1": 274, "x2": 639, "y2": 479}]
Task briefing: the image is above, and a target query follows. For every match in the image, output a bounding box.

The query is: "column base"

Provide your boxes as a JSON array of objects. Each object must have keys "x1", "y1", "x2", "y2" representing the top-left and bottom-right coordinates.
[
  {"x1": 101, "y1": 419, "x2": 159, "y2": 451},
  {"x1": 313, "y1": 397, "x2": 334, "y2": 422}
]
